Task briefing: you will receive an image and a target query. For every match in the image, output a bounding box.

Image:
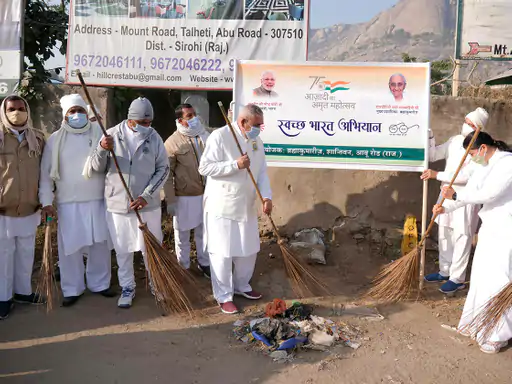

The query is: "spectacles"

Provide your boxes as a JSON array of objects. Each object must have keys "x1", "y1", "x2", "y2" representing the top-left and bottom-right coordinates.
[{"x1": 389, "y1": 82, "x2": 405, "y2": 88}]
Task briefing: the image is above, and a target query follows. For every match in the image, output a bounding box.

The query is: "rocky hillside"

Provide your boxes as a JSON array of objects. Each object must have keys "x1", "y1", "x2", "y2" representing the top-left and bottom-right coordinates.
[{"x1": 307, "y1": 0, "x2": 507, "y2": 80}]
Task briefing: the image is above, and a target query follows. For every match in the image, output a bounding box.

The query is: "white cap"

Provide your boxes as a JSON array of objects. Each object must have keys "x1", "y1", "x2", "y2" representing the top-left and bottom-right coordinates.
[{"x1": 60, "y1": 94, "x2": 88, "y2": 117}]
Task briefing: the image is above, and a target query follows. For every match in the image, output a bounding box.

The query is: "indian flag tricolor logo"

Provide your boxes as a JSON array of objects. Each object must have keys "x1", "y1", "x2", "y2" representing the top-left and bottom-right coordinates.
[{"x1": 321, "y1": 80, "x2": 350, "y2": 93}]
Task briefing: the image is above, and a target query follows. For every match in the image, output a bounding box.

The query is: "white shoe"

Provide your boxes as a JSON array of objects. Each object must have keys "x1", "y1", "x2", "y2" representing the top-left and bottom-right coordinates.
[
  {"x1": 118, "y1": 288, "x2": 135, "y2": 308},
  {"x1": 479, "y1": 341, "x2": 507, "y2": 354}
]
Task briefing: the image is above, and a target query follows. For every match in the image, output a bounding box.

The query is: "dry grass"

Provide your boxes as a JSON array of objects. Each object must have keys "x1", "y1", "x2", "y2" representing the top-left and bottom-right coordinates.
[
  {"x1": 140, "y1": 223, "x2": 206, "y2": 315},
  {"x1": 459, "y1": 86, "x2": 512, "y2": 101},
  {"x1": 460, "y1": 282, "x2": 512, "y2": 341},
  {"x1": 363, "y1": 246, "x2": 420, "y2": 303},
  {"x1": 35, "y1": 221, "x2": 59, "y2": 312},
  {"x1": 279, "y1": 239, "x2": 331, "y2": 298}
]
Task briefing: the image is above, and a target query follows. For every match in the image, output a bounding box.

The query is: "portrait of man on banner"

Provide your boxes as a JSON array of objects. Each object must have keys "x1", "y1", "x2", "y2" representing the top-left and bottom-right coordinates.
[{"x1": 253, "y1": 70, "x2": 278, "y2": 98}]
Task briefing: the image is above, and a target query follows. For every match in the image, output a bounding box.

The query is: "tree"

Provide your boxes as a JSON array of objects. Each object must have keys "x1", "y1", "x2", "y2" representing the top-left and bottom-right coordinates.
[
  {"x1": 20, "y1": 0, "x2": 68, "y2": 100},
  {"x1": 401, "y1": 52, "x2": 452, "y2": 95}
]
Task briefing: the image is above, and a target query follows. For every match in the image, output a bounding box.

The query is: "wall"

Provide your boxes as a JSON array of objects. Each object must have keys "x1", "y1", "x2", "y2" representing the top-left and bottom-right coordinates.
[
  {"x1": 268, "y1": 96, "x2": 512, "y2": 234},
  {"x1": 27, "y1": 87, "x2": 511, "y2": 235}
]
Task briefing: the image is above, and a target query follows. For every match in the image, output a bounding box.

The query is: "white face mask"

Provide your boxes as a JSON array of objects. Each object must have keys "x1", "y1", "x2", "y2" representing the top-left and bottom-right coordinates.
[{"x1": 462, "y1": 123, "x2": 474, "y2": 137}]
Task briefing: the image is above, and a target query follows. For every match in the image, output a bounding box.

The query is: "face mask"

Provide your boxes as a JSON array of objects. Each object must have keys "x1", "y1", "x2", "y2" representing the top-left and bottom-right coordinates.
[
  {"x1": 133, "y1": 124, "x2": 151, "y2": 135},
  {"x1": 471, "y1": 146, "x2": 488, "y2": 166},
  {"x1": 6, "y1": 111, "x2": 28, "y2": 126},
  {"x1": 462, "y1": 123, "x2": 474, "y2": 137},
  {"x1": 187, "y1": 116, "x2": 201, "y2": 128},
  {"x1": 68, "y1": 113, "x2": 88, "y2": 129},
  {"x1": 246, "y1": 125, "x2": 261, "y2": 140}
]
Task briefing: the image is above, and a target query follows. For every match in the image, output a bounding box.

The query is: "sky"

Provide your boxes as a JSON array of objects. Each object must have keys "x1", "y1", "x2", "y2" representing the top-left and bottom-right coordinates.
[
  {"x1": 309, "y1": 0, "x2": 399, "y2": 29},
  {"x1": 45, "y1": 0, "x2": 400, "y2": 70}
]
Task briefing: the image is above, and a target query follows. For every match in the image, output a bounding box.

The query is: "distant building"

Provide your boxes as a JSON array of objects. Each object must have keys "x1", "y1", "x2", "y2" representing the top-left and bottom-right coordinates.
[{"x1": 484, "y1": 69, "x2": 512, "y2": 89}]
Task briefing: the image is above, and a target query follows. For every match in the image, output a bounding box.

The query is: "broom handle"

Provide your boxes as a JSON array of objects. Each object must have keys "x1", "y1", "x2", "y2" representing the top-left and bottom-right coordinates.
[
  {"x1": 76, "y1": 70, "x2": 144, "y2": 225},
  {"x1": 217, "y1": 102, "x2": 282, "y2": 240},
  {"x1": 419, "y1": 126, "x2": 482, "y2": 246}
]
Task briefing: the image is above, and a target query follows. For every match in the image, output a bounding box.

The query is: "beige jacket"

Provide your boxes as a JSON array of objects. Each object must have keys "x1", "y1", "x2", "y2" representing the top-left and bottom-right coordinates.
[
  {"x1": 163, "y1": 130, "x2": 208, "y2": 204},
  {"x1": 0, "y1": 129, "x2": 45, "y2": 217}
]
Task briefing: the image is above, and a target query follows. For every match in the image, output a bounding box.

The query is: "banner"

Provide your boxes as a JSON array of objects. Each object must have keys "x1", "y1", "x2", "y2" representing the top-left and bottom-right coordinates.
[
  {"x1": 65, "y1": 0, "x2": 309, "y2": 89},
  {"x1": 0, "y1": 0, "x2": 22, "y2": 96},
  {"x1": 233, "y1": 60, "x2": 431, "y2": 172},
  {"x1": 456, "y1": 0, "x2": 512, "y2": 61}
]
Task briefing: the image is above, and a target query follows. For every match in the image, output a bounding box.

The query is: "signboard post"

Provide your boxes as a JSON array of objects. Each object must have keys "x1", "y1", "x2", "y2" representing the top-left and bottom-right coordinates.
[
  {"x1": 0, "y1": 0, "x2": 23, "y2": 97},
  {"x1": 456, "y1": 0, "x2": 512, "y2": 61},
  {"x1": 65, "y1": 0, "x2": 309, "y2": 89}
]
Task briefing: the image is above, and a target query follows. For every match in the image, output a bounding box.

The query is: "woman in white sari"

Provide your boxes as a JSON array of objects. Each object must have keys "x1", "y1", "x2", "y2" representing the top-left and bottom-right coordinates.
[{"x1": 434, "y1": 131, "x2": 512, "y2": 354}]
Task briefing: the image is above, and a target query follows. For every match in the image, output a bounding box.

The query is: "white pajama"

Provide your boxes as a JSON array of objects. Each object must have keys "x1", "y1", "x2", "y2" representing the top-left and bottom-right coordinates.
[
  {"x1": 442, "y1": 151, "x2": 512, "y2": 347},
  {"x1": 204, "y1": 212, "x2": 260, "y2": 303},
  {"x1": 438, "y1": 226, "x2": 473, "y2": 283},
  {"x1": 173, "y1": 195, "x2": 209, "y2": 268},
  {"x1": 174, "y1": 226, "x2": 208, "y2": 269},
  {"x1": 458, "y1": 223, "x2": 512, "y2": 344},
  {"x1": 210, "y1": 252, "x2": 257, "y2": 303},
  {"x1": 0, "y1": 212, "x2": 40, "y2": 301},
  {"x1": 56, "y1": 200, "x2": 112, "y2": 297},
  {"x1": 106, "y1": 208, "x2": 162, "y2": 290}
]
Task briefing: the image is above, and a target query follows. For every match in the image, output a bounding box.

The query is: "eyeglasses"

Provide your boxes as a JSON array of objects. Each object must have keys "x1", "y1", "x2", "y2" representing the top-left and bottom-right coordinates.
[{"x1": 389, "y1": 82, "x2": 405, "y2": 88}]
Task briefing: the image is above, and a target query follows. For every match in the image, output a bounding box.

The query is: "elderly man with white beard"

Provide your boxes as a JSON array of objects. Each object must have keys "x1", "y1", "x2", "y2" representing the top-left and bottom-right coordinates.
[
  {"x1": 91, "y1": 97, "x2": 169, "y2": 309},
  {"x1": 39, "y1": 94, "x2": 115, "y2": 307},
  {"x1": 199, "y1": 104, "x2": 272, "y2": 314},
  {"x1": 163, "y1": 104, "x2": 211, "y2": 277},
  {"x1": 421, "y1": 107, "x2": 489, "y2": 294}
]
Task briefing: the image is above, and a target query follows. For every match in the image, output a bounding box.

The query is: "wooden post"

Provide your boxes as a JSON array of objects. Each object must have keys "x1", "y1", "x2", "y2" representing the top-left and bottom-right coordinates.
[
  {"x1": 419, "y1": 178, "x2": 429, "y2": 291},
  {"x1": 452, "y1": 59, "x2": 460, "y2": 97}
]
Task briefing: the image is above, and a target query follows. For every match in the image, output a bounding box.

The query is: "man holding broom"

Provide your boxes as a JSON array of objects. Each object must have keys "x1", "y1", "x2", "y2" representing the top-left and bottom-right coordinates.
[
  {"x1": 199, "y1": 104, "x2": 272, "y2": 314},
  {"x1": 421, "y1": 107, "x2": 488, "y2": 294},
  {"x1": 39, "y1": 94, "x2": 115, "y2": 307},
  {"x1": 0, "y1": 95, "x2": 46, "y2": 320},
  {"x1": 163, "y1": 103, "x2": 211, "y2": 277},
  {"x1": 90, "y1": 97, "x2": 170, "y2": 309}
]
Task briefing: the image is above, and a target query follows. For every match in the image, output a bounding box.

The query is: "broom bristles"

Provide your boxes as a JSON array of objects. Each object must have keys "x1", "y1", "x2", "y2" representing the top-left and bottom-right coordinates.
[
  {"x1": 460, "y1": 282, "x2": 512, "y2": 342},
  {"x1": 141, "y1": 224, "x2": 206, "y2": 315},
  {"x1": 36, "y1": 221, "x2": 59, "y2": 312},
  {"x1": 363, "y1": 245, "x2": 420, "y2": 303},
  {"x1": 279, "y1": 241, "x2": 331, "y2": 299}
]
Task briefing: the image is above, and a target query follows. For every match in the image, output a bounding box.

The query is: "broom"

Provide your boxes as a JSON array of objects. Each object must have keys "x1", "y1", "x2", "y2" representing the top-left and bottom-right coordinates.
[
  {"x1": 365, "y1": 125, "x2": 483, "y2": 303},
  {"x1": 76, "y1": 70, "x2": 203, "y2": 315},
  {"x1": 218, "y1": 102, "x2": 330, "y2": 298},
  {"x1": 459, "y1": 283, "x2": 512, "y2": 342},
  {"x1": 36, "y1": 217, "x2": 58, "y2": 312}
]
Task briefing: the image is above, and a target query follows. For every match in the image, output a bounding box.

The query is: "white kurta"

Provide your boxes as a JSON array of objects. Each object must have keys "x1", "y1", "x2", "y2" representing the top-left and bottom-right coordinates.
[
  {"x1": 173, "y1": 195, "x2": 203, "y2": 231},
  {"x1": 0, "y1": 212, "x2": 40, "y2": 239},
  {"x1": 429, "y1": 134, "x2": 480, "y2": 233},
  {"x1": 199, "y1": 123, "x2": 271, "y2": 303},
  {"x1": 39, "y1": 131, "x2": 111, "y2": 256},
  {"x1": 106, "y1": 208, "x2": 162, "y2": 254},
  {"x1": 445, "y1": 151, "x2": 512, "y2": 345},
  {"x1": 199, "y1": 123, "x2": 272, "y2": 258},
  {"x1": 57, "y1": 200, "x2": 111, "y2": 256}
]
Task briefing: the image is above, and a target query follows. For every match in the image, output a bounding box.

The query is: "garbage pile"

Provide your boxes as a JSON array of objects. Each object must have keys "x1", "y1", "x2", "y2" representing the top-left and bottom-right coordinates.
[{"x1": 232, "y1": 299, "x2": 364, "y2": 362}]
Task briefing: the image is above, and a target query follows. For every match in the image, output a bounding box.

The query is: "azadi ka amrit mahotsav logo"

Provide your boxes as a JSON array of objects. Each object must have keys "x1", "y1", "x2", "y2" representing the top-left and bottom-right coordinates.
[{"x1": 320, "y1": 80, "x2": 350, "y2": 93}]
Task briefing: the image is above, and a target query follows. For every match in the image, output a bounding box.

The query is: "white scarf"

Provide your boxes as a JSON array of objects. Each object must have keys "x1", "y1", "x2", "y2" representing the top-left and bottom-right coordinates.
[
  {"x1": 50, "y1": 120, "x2": 102, "y2": 181},
  {"x1": 176, "y1": 119, "x2": 207, "y2": 139}
]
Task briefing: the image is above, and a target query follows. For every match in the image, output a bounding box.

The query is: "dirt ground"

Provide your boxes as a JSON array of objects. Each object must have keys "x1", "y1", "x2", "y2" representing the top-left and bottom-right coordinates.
[{"x1": 1, "y1": 221, "x2": 512, "y2": 384}]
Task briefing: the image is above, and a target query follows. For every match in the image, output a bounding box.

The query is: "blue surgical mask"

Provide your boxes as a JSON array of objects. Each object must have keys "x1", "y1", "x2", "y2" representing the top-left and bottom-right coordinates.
[
  {"x1": 134, "y1": 124, "x2": 151, "y2": 135},
  {"x1": 68, "y1": 113, "x2": 88, "y2": 129},
  {"x1": 187, "y1": 116, "x2": 200, "y2": 128},
  {"x1": 471, "y1": 146, "x2": 488, "y2": 166},
  {"x1": 246, "y1": 126, "x2": 261, "y2": 140}
]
